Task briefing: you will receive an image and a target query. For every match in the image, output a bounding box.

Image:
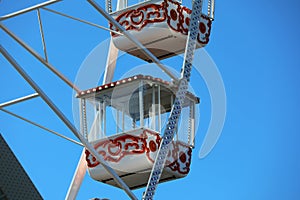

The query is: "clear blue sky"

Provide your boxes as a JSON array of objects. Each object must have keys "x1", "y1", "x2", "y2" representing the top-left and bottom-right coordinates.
[{"x1": 1, "y1": 0, "x2": 300, "y2": 199}]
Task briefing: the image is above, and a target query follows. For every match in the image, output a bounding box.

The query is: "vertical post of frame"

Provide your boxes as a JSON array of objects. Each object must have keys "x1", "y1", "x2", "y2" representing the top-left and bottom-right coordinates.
[
  {"x1": 152, "y1": 86, "x2": 156, "y2": 130},
  {"x1": 139, "y1": 80, "x2": 144, "y2": 127},
  {"x1": 96, "y1": 102, "x2": 101, "y2": 139},
  {"x1": 103, "y1": 100, "x2": 106, "y2": 136},
  {"x1": 116, "y1": 109, "x2": 119, "y2": 133},
  {"x1": 79, "y1": 98, "x2": 88, "y2": 139},
  {"x1": 99, "y1": 101, "x2": 103, "y2": 138},
  {"x1": 158, "y1": 85, "x2": 161, "y2": 133},
  {"x1": 122, "y1": 105, "x2": 125, "y2": 132},
  {"x1": 190, "y1": 101, "x2": 195, "y2": 147}
]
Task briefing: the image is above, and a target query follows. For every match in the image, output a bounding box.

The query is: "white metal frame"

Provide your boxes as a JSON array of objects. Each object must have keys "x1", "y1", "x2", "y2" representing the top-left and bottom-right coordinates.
[
  {"x1": 1, "y1": 0, "x2": 214, "y2": 198},
  {"x1": 0, "y1": 45, "x2": 138, "y2": 200}
]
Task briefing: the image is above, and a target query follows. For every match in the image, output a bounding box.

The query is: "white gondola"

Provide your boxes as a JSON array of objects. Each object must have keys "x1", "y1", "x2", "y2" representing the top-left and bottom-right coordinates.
[
  {"x1": 1, "y1": 0, "x2": 216, "y2": 198},
  {"x1": 108, "y1": 0, "x2": 215, "y2": 61},
  {"x1": 77, "y1": 75, "x2": 199, "y2": 189}
]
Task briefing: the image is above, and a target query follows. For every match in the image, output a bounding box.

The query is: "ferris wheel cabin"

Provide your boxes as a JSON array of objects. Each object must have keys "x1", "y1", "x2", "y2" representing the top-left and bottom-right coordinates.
[
  {"x1": 77, "y1": 75, "x2": 199, "y2": 189},
  {"x1": 108, "y1": 0, "x2": 215, "y2": 61}
]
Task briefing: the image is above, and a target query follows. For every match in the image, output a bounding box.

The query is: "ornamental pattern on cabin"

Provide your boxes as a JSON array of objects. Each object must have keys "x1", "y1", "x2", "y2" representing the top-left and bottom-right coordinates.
[
  {"x1": 85, "y1": 130, "x2": 192, "y2": 175},
  {"x1": 110, "y1": 3, "x2": 166, "y2": 35},
  {"x1": 110, "y1": 0, "x2": 212, "y2": 45},
  {"x1": 85, "y1": 130, "x2": 161, "y2": 167},
  {"x1": 165, "y1": 141, "x2": 192, "y2": 174}
]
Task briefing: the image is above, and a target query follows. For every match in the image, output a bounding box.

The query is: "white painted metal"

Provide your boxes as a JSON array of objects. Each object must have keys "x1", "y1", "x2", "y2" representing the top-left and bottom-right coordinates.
[
  {"x1": 157, "y1": 85, "x2": 161, "y2": 132},
  {"x1": 103, "y1": 101, "x2": 107, "y2": 136},
  {"x1": 139, "y1": 80, "x2": 144, "y2": 127},
  {"x1": 0, "y1": 24, "x2": 81, "y2": 93},
  {"x1": 122, "y1": 106, "x2": 125, "y2": 131},
  {"x1": 79, "y1": 98, "x2": 88, "y2": 139},
  {"x1": 86, "y1": 127, "x2": 190, "y2": 189},
  {"x1": 210, "y1": 0, "x2": 215, "y2": 19},
  {"x1": 3, "y1": 28, "x2": 92, "y2": 200},
  {"x1": 67, "y1": 9, "x2": 139, "y2": 194},
  {"x1": 96, "y1": 104, "x2": 100, "y2": 139},
  {"x1": 67, "y1": 102, "x2": 101, "y2": 199},
  {"x1": 0, "y1": 107, "x2": 83, "y2": 147},
  {"x1": 151, "y1": 87, "x2": 156, "y2": 130},
  {"x1": 87, "y1": 128, "x2": 156, "y2": 181},
  {"x1": 143, "y1": 0, "x2": 204, "y2": 199},
  {"x1": 0, "y1": 0, "x2": 61, "y2": 21},
  {"x1": 41, "y1": 7, "x2": 123, "y2": 35},
  {"x1": 116, "y1": 109, "x2": 120, "y2": 133},
  {"x1": 99, "y1": 104, "x2": 103, "y2": 138},
  {"x1": 66, "y1": 2, "x2": 125, "y2": 192},
  {"x1": 0, "y1": 45, "x2": 138, "y2": 200},
  {"x1": 72, "y1": 74, "x2": 198, "y2": 196},
  {"x1": 117, "y1": 0, "x2": 128, "y2": 10},
  {"x1": 190, "y1": 101, "x2": 195, "y2": 147},
  {"x1": 1, "y1": 35, "x2": 85, "y2": 200},
  {"x1": 37, "y1": 9, "x2": 48, "y2": 62},
  {"x1": 0, "y1": 93, "x2": 39, "y2": 108},
  {"x1": 65, "y1": 152, "x2": 87, "y2": 200},
  {"x1": 103, "y1": 38, "x2": 119, "y2": 83},
  {"x1": 106, "y1": 0, "x2": 112, "y2": 13},
  {"x1": 88, "y1": 109, "x2": 99, "y2": 141},
  {"x1": 1, "y1": 0, "x2": 211, "y2": 199},
  {"x1": 110, "y1": 0, "x2": 212, "y2": 62},
  {"x1": 66, "y1": 19, "x2": 121, "y2": 194},
  {"x1": 170, "y1": 94, "x2": 177, "y2": 140}
]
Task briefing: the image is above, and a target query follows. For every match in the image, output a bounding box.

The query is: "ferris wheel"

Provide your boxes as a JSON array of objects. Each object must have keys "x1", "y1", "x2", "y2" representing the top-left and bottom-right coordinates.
[{"x1": 0, "y1": 0, "x2": 215, "y2": 199}]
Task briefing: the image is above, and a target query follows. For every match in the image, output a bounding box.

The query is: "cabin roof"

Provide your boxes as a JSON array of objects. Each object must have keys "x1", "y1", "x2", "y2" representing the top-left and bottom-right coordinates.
[
  {"x1": 76, "y1": 74, "x2": 199, "y2": 103},
  {"x1": 77, "y1": 74, "x2": 169, "y2": 97}
]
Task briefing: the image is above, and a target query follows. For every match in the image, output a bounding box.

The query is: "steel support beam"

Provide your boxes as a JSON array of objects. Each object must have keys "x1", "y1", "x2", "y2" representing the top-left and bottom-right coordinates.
[
  {"x1": 65, "y1": 151, "x2": 87, "y2": 200},
  {"x1": 0, "y1": 45, "x2": 138, "y2": 200},
  {"x1": 0, "y1": 93, "x2": 39, "y2": 108},
  {"x1": 37, "y1": 9, "x2": 48, "y2": 62}
]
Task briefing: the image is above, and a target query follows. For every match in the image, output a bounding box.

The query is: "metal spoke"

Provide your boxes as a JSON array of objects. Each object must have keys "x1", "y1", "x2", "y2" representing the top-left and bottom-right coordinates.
[
  {"x1": 37, "y1": 9, "x2": 49, "y2": 62},
  {"x1": 0, "y1": 93, "x2": 39, "y2": 108},
  {"x1": 65, "y1": 151, "x2": 87, "y2": 200},
  {"x1": 42, "y1": 7, "x2": 123, "y2": 35},
  {"x1": 0, "y1": 23, "x2": 81, "y2": 93},
  {"x1": 0, "y1": 107, "x2": 83, "y2": 147},
  {"x1": 0, "y1": 0, "x2": 62, "y2": 21},
  {"x1": 0, "y1": 45, "x2": 138, "y2": 200}
]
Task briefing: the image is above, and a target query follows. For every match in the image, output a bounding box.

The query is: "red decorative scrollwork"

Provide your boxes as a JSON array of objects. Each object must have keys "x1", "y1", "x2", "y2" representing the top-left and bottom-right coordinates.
[
  {"x1": 85, "y1": 129, "x2": 161, "y2": 167},
  {"x1": 165, "y1": 141, "x2": 192, "y2": 175},
  {"x1": 110, "y1": 3, "x2": 166, "y2": 36},
  {"x1": 110, "y1": 0, "x2": 212, "y2": 45},
  {"x1": 164, "y1": 0, "x2": 182, "y2": 32},
  {"x1": 85, "y1": 129, "x2": 192, "y2": 175},
  {"x1": 181, "y1": 5, "x2": 212, "y2": 44}
]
